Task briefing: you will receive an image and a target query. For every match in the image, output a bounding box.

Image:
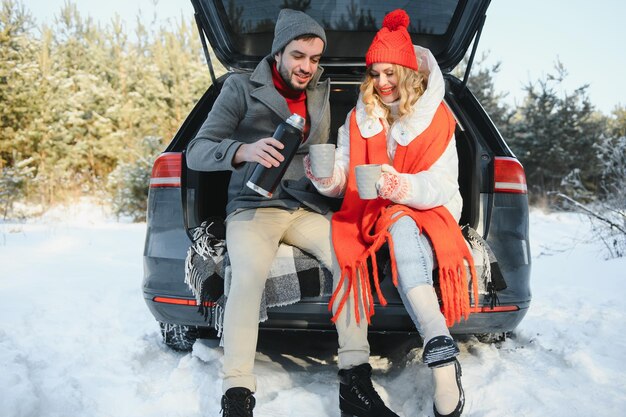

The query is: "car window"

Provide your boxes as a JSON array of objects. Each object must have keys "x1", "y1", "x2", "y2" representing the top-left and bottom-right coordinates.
[
  {"x1": 220, "y1": 0, "x2": 459, "y2": 35},
  {"x1": 198, "y1": 0, "x2": 481, "y2": 71}
]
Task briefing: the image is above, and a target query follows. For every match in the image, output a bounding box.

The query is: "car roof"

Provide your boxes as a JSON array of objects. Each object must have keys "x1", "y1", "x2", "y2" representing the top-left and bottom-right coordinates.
[{"x1": 191, "y1": 0, "x2": 491, "y2": 74}]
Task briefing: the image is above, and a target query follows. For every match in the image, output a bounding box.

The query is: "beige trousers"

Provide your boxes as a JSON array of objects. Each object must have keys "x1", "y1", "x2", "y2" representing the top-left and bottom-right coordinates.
[
  {"x1": 222, "y1": 207, "x2": 334, "y2": 393},
  {"x1": 331, "y1": 267, "x2": 371, "y2": 370}
]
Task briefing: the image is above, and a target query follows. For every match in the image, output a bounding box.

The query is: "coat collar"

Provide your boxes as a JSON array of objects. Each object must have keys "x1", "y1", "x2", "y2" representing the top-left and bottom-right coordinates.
[{"x1": 355, "y1": 46, "x2": 445, "y2": 146}]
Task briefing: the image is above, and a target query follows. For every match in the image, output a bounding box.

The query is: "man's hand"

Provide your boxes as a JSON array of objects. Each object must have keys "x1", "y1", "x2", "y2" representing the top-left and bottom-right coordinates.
[{"x1": 233, "y1": 138, "x2": 285, "y2": 168}]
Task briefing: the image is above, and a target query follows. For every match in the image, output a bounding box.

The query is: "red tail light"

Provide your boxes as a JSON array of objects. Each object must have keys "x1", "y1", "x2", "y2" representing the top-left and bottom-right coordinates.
[
  {"x1": 150, "y1": 152, "x2": 182, "y2": 188},
  {"x1": 493, "y1": 157, "x2": 527, "y2": 194},
  {"x1": 153, "y1": 296, "x2": 215, "y2": 307}
]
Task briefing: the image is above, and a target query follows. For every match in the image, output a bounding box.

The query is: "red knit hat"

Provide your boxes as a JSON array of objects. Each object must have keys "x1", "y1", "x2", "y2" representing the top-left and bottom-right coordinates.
[{"x1": 365, "y1": 9, "x2": 418, "y2": 71}]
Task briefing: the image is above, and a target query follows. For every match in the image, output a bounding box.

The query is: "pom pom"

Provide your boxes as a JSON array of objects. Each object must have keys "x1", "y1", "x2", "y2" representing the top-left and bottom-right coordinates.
[{"x1": 382, "y1": 9, "x2": 410, "y2": 31}]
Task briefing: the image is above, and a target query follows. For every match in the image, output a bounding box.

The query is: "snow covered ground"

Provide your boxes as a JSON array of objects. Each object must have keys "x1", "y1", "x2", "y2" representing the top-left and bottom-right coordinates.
[{"x1": 1, "y1": 204, "x2": 625, "y2": 417}]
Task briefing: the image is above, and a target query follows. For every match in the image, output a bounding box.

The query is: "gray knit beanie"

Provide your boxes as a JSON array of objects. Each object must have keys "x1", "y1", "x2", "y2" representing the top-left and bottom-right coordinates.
[{"x1": 271, "y1": 9, "x2": 326, "y2": 56}]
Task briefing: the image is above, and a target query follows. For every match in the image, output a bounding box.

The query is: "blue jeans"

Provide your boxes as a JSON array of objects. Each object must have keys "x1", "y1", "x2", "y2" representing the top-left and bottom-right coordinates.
[{"x1": 388, "y1": 215, "x2": 435, "y2": 331}]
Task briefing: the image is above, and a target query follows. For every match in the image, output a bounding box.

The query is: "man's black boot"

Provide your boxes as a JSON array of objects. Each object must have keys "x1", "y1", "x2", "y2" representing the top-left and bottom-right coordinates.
[
  {"x1": 220, "y1": 387, "x2": 255, "y2": 417},
  {"x1": 338, "y1": 363, "x2": 400, "y2": 417}
]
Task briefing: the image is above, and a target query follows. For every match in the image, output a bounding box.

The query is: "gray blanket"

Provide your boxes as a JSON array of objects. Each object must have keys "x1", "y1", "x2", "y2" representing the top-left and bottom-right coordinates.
[
  {"x1": 184, "y1": 219, "x2": 504, "y2": 337},
  {"x1": 184, "y1": 219, "x2": 332, "y2": 337}
]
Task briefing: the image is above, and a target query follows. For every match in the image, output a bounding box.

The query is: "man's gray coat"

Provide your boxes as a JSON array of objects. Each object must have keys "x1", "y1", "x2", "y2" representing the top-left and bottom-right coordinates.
[{"x1": 186, "y1": 56, "x2": 333, "y2": 216}]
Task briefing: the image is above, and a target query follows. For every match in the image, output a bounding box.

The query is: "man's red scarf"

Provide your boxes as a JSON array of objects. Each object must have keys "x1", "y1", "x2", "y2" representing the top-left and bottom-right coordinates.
[
  {"x1": 272, "y1": 63, "x2": 310, "y2": 139},
  {"x1": 330, "y1": 103, "x2": 478, "y2": 327}
]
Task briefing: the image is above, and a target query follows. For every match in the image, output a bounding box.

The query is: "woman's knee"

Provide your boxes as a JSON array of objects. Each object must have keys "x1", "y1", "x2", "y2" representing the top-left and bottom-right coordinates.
[{"x1": 389, "y1": 216, "x2": 435, "y2": 290}]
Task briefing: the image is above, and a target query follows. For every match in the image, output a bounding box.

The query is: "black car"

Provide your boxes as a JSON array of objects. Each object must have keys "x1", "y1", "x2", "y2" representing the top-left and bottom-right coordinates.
[{"x1": 142, "y1": 0, "x2": 531, "y2": 351}]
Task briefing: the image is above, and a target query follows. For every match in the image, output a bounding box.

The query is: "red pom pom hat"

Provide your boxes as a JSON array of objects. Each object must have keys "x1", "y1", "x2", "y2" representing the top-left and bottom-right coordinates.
[{"x1": 365, "y1": 9, "x2": 418, "y2": 71}]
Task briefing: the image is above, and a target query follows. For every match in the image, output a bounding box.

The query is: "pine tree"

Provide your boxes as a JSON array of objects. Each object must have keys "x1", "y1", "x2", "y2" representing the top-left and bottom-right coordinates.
[
  {"x1": 507, "y1": 62, "x2": 605, "y2": 202},
  {"x1": 596, "y1": 106, "x2": 626, "y2": 203},
  {"x1": 1, "y1": 0, "x2": 213, "y2": 213},
  {"x1": 0, "y1": 0, "x2": 39, "y2": 168},
  {"x1": 453, "y1": 52, "x2": 513, "y2": 137}
]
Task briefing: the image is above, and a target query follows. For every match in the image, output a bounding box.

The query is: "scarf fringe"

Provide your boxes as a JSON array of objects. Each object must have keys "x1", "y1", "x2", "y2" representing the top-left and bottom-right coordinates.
[
  {"x1": 368, "y1": 247, "x2": 381, "y2": 312},
  {"x1": 214, "y1": 299, "x2": 224, "y2": 339},
  {"x1": 185, "y1": 223, "x2": 227, "y2": 323},
  {"x1": 184, "y1": 247, "x2": 207, "y2": 309},
  {"x1": 330, "y1": 233, "x2": 480, "y2": 327},
  {"x1": 328, "y1": 264, "x2": 350, "y2": 322},
  {"x1": 330, "y1": 230, "x2": 394, "y2": 324}
]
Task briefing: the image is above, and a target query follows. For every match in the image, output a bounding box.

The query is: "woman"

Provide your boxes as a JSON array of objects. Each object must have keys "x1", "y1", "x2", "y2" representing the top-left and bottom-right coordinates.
[{"x1": 305, "y1": 9, "x2": 477, "y2": 417}]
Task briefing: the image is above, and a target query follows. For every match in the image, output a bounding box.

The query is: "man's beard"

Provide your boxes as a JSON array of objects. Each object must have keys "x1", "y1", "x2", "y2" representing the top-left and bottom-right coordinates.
[{"x1": 277, "y1": 58, "x2": 310, "y2": 91}]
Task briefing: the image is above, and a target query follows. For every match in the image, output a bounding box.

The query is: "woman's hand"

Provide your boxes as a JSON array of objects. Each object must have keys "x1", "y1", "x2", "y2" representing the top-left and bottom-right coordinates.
[
  {"x1": 376, "y1": 164, "x2": 412, "y2": 203},
  {"x1": 304, "y1": 154, "x2": 334, "y2": 187}
]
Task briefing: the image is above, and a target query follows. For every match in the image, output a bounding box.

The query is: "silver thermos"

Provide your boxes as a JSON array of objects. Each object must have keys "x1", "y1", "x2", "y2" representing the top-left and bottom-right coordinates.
[{"x1": 246, "y1": 114, "x2": 305, "y2": 198}]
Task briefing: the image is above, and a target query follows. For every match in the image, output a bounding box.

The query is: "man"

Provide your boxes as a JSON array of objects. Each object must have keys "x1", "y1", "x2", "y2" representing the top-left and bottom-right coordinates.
[{"x1": 185, "y1": 9, "x2": 333, "y2": 417}]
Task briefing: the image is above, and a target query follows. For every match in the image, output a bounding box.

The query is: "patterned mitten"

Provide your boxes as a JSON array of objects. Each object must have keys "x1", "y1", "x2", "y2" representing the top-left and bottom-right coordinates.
[
  {"x1": 304, "y1": 154, "x2": 334, "y2": 188},
  {"x1": 376, "y1": 164, "x2": 412, "y2": 203}
]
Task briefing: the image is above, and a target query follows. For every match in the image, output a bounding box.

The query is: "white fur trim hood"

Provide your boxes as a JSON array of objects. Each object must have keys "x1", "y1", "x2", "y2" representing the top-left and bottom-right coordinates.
[{"x1": 354, "y1": 45, "x2": 445, "y2": 146}]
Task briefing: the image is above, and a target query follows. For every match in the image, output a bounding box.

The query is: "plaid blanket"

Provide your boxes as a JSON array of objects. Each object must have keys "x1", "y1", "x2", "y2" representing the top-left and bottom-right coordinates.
[
  {"x1": 184, "y1": 218, "x2": 504, "y2": 337},
  {"x1": 184, "y1": 217, "x2": 332, "y2": 337},
  {"x1": 461, "y1": 224, "x2": 507, "y2": 307}
]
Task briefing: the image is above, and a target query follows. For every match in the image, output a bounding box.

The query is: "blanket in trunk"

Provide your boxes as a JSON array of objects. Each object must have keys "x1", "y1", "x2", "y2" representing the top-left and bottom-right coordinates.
[
  {"x1": 183, "y1": 218, "x2": 505, "y2": 337},
  {"x1": 184, "y1": 218, "x2": 333, "y2": 337},
  {"x1": 461, "y1": 224, "x2": 507, "y2": 307}
]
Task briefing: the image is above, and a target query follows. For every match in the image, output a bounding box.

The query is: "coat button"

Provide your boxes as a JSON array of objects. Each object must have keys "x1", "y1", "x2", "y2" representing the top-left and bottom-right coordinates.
[{"x1": 215, "y1": 152, "x2": 223, "y2": 159}]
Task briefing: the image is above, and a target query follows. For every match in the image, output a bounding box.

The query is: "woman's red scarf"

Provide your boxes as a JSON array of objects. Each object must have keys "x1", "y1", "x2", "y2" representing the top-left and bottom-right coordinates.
[{"x1": 330, "y1": 102, "x2": 478, "y2": 327}]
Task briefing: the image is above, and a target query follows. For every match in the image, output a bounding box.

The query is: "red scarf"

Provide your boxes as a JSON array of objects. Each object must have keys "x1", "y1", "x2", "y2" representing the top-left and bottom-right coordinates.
[
  {"x1": 272, "y1": 63, "x2": 310, "y2": 139},
  {"x1": 330, "y1": 103, "x2": 478, "y2": 327}
]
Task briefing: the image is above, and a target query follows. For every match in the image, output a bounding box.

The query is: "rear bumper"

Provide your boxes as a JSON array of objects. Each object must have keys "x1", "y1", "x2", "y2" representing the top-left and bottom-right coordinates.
[{"x1": 144, "y1": 291, "x2": 529, "y2": 336}]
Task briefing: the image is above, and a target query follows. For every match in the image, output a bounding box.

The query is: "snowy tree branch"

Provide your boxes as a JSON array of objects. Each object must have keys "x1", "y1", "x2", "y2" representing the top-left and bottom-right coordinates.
[{"x1": 551, "y1": 192, "x2": 626, "y2": 235}]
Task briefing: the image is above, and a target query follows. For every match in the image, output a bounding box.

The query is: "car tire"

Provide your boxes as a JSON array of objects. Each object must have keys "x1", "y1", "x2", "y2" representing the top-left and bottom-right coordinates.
[{"x1": 159, "y1": 322, "x2": 199, "y2": 352}]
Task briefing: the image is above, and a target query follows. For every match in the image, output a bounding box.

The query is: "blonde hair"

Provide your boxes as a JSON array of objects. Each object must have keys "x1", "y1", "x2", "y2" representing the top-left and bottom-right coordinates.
[{"x1": 360, "y1": 64, "x2": 426, "y2": 124}]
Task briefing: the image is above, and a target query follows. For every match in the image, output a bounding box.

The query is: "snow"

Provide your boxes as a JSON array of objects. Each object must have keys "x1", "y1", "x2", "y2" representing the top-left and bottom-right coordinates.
[{"x1": 1, "y1": 206, "x2": 625, "y2": 417}]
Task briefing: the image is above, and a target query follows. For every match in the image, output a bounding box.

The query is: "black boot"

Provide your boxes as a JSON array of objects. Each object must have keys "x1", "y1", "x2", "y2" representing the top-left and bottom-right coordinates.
[
  {"x1": 338, "y1": 363, "x2": 399, "y2": 417},
  {"x1": 433, "y1": 359, "x2": 464, "y2": 417},
  {"x1": 221, "y1": 387, "x2": 255, "y2": 417}
]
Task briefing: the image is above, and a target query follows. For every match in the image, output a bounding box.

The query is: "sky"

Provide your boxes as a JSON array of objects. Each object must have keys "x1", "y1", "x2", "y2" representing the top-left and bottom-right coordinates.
[
  {"x1": 24, "y1": 0, "x2": 626, "y2": 114},
  {"x1": 1, "y1": 201, "x2": 626, "y2": 416}
]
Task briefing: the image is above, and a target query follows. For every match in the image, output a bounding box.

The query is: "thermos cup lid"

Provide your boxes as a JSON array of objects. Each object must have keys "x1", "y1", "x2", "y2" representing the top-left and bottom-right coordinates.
[{"x1": 286, "y1": 114, "x2": 305, "y2": 131}]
